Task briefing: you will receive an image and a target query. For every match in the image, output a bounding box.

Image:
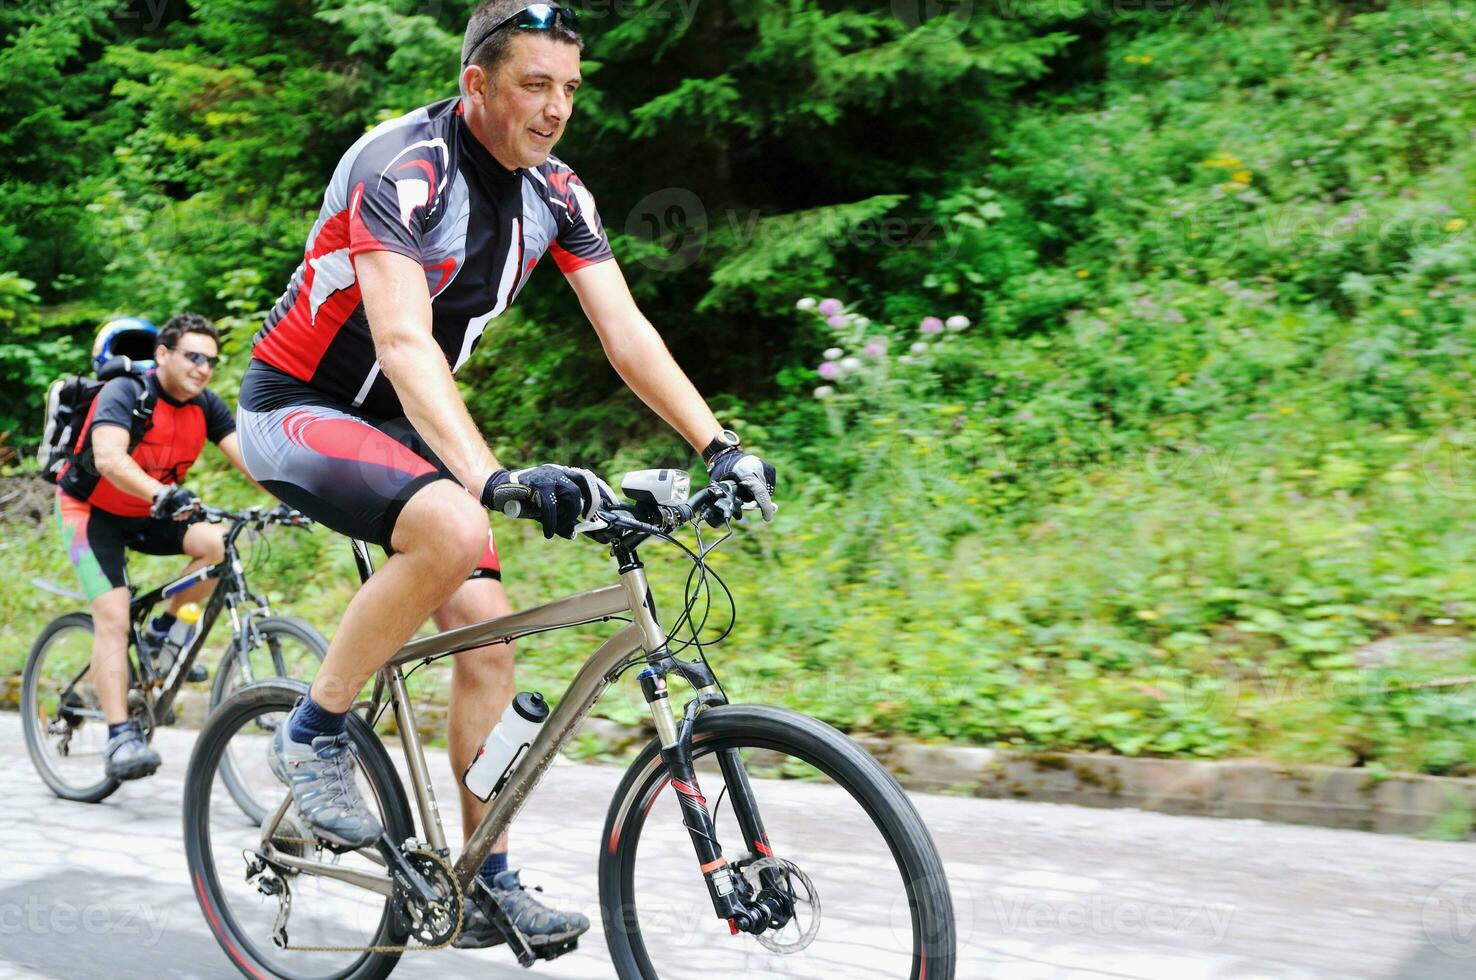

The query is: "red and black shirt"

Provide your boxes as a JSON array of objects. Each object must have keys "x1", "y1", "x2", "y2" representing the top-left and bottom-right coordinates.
[
  {"x1": 251, "y1": 97, "x2": 614, "y2": 420},
  {"x1": 58, "y1": 373, "x2": 236, "y2": 517}
]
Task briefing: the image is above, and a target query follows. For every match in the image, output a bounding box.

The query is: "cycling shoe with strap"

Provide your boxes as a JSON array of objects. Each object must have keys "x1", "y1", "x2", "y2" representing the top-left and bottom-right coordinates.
[
  {"x1": 454, "y1": 869, "x2": 590, "y2": 950},
  {"x1": 268, "y1": 705, "x2": 383, "y2": 849},
  {"x1": 103, "y1": 723, "x2": 161, "y2": 781}
]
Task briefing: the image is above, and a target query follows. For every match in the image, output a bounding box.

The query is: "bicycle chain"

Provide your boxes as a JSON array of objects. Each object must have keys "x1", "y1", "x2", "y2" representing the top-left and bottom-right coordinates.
[{"x1": 265, "y1": 843, "x2": 465, "y2": 955}]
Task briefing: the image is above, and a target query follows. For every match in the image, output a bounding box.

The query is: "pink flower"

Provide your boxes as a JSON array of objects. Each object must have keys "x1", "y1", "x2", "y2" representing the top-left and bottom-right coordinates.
[
  {"x1": 920, "y1": 316, "x2": 944, "y2": 335},
  {"x1": 826, "y1": 314, "x2": 848, "y2": 329},
  {"x1": 818, "y1": 298, "x2": 843, "y2": 316},
  {"x1": 818, "y1": 361, "x2": 841, "y2": 380},
  {"x1": 864, "y1": 342, "x2": 886, "y2": 357}
]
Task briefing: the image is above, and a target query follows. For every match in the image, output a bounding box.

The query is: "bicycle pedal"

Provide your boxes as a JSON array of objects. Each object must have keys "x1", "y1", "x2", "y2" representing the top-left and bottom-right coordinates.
[{"x1": 531, "y1": 937, "x2": 578, "y2": 963}]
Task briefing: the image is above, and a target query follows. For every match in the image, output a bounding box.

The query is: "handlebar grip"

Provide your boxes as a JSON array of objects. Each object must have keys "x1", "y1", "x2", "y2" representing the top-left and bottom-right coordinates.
[{"x1": 489, "y1": 483, "x2": 537, "y2": 520}]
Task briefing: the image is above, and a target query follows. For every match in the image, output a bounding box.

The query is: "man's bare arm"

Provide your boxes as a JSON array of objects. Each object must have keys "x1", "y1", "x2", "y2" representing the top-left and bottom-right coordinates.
[
  {"x1": 354, "y1": 249, "x2": 504, "y2": 491},
  {"x1": 92, "y1": 424, "x2": 166, "y2": 501},
  {"x1": 565, "y1": 260, "x2": 721, "y2": 452}
]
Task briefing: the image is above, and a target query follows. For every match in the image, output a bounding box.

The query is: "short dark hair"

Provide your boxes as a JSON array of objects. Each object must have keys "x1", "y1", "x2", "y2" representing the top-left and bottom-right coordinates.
[
  {"x1": 462, "y1": 1, "x2": 583, "y2": 83},
  {"x1": 158, "y1": 312, "x2": 219, "y2": 349}
]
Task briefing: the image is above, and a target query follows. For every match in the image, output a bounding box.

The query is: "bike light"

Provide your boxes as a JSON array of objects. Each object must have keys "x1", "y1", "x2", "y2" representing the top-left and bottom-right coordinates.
[{"x1": 621, "y1": 469, "x2": 690, "y2": 507}]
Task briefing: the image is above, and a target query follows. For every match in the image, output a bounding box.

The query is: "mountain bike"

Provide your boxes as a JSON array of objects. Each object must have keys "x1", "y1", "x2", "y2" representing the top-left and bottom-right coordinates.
[
  {"x1": 183, "y1": 474, "x2": 956, "y2": 979},
  {"x1": 21, "y1": 503, "x2": 327, "y2": 817}
]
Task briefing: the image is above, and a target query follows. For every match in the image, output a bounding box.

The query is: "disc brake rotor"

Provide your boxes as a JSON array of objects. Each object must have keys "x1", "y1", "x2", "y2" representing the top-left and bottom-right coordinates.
[{"x1": 740, "y1": 856, "x2": 821, "y2": 953}]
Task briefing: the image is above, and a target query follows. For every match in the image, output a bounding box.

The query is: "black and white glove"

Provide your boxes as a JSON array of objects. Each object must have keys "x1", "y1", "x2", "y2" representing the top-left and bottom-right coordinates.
[
  {"x1": 150, "y1": 484, "x2": 200, "y2": 521},
  {"x1": 707, "y1": 448, "x2": 778, "y2": 521},
  {"x1": 482, "y1": 465, "x2": 616, "y2": 540}
]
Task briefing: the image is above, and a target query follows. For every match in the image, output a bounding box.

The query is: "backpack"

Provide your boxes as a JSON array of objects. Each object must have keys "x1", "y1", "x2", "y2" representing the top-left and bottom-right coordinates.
[{"x1": 38, "y1": 357, "x2": 156, "y2": 484}]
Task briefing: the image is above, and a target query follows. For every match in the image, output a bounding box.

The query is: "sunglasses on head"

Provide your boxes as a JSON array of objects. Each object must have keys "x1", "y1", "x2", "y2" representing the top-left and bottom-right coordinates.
[
  {"x1": 463, "y1": 4, "x2": 579, "y2": 67},
  {"x1": 171, "y1": 347, "x2": 220, "y2": 370}
]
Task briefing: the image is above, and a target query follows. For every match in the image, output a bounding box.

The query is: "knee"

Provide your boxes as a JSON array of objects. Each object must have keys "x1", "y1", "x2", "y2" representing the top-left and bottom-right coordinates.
[
  {"x1": 90, "y1": 594, "x2": 130, "y2": 640},
  {"x1": 396, "y1": 482, "x2": 489, "y2": 574},
  {"x1": 188, "y1": 525, "x2": 226, "y2": 563}
]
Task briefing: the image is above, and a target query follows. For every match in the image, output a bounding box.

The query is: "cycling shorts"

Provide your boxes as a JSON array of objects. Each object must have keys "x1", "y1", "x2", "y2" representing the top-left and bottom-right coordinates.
[
  {"x1": 55, "y1": 489, "x2": 192, "y2": 601},
  {"x1": 236, "y1": 361, "x2": 500, "y2": 578}
]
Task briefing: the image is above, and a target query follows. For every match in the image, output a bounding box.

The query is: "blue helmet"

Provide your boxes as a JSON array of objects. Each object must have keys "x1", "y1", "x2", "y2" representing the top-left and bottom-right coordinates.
[{"x1": 93, "y1": 317, "x2": 158, "y2": 375}]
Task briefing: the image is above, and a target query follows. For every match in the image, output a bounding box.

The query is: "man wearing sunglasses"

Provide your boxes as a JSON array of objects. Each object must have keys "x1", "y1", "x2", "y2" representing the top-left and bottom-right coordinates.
[
  {"x1": 56, "y1": 312, "x2": 254, "y2": 781},
  {"x1": 235, "y1": 0, "x2": 777, "y2": 960}
]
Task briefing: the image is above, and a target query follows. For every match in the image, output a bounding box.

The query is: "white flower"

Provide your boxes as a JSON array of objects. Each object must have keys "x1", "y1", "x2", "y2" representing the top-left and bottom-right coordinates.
[
  {"x1": 813, "y1": 385, "x2": 835, "y2": 399},
  {"x1": 824, "y1": 347, "x2": 844, "y2": 360},
  {"x1": 796, "y1": 297, "x2": 817, "y2": 310},
  {"x1": 854, "y1": 317, "x2": 871, "y2": 328},
  {"x1": 910, "y1": 341, "x2": 927, "y2": 354},
  {"x1": 898, "y1": 355, "x2": 914, "y2": 364},
  {"x1": 840, "y1": 356, "x2": 862, "y2": 371},
  {"x1": 945, "y1": 315, "x2": 970, "y2": 331}
]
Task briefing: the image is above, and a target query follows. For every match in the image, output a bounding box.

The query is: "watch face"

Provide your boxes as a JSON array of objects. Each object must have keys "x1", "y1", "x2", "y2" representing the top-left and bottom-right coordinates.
[{"x1": 719, "y1": 429, "x2": 740, "y2": 447}]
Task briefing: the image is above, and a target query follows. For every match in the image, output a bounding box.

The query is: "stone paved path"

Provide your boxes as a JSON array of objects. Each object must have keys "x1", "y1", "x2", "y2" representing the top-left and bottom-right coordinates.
[{"x1": 0, "y1": 711, "x2": 1473, "y2": 978}]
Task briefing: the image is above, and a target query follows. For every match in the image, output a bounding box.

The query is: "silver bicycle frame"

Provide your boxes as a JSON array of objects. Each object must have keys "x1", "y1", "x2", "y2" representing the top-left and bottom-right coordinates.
[{"x1": 261, "y1": 552, "x2": 671, "y2": 896}]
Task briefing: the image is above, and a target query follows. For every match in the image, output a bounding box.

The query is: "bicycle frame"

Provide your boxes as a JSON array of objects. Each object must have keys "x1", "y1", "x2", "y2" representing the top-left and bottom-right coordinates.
[
  {"x1": 60, "y1": 514, "x2": 275, "y2": 728},
  {"x1": 261, "y1": 531, "x2": 775, "y2": 932}
]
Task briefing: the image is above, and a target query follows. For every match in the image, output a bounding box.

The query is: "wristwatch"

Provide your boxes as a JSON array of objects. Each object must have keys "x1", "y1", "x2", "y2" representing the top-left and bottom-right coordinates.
[{"x1": 701, "y1": 428, "x2": 741, "y2": 467}]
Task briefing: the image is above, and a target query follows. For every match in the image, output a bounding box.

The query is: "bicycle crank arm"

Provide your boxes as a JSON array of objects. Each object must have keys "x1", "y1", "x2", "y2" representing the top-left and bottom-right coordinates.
[{"x1": 377, "y1": 834, "x2": 442, "y2": 904}]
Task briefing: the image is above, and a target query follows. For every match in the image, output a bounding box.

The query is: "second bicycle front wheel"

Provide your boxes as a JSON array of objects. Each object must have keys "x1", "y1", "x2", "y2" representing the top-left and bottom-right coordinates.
[
  {"x1": 211, "y1": 615, "x2": 329, "y2": 823},
  {"x1": 599, "y1": 704, "x2": 955, "y2": 980}
]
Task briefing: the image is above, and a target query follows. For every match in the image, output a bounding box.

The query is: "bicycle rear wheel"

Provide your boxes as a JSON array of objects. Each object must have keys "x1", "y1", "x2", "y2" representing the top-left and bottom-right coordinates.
[
  {"x1": 184, "y1": 678, "x2": 413, "y2": 980},
  {"x1": 211, "y1": 616, "x2": 329, "y2": 823},
  {"x1": 20, "y1": 613, "x2": 121, "y2": 803},
  {"x1": 599, "y1": 704, "x2": 955, "y2": 980}
]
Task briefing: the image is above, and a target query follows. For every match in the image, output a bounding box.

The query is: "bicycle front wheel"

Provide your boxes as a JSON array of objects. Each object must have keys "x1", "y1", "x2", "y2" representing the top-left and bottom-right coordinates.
[
  {"x1": 20, "y1": 613, "x2": 120, "y2": 803},
  {"x1": 599, "y1": 704, "x2": 955, "y2": 980},
  {"x1": 211, "y1": 615, "x2": 329, "y2": 823}
]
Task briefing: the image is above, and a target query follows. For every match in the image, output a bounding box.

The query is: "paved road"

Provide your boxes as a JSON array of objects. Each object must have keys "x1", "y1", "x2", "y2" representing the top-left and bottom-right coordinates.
[{"x1": 0, "y1": 710, "x2": 1473, "y2": 979}]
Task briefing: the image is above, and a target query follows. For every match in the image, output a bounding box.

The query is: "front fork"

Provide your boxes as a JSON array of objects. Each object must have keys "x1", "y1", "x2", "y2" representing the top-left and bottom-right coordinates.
[
  {"x1": 638, "y1": 660, "x2": 790, "y2": 935},
  {"x1": 620, "y1": 554, "x2": 790, "y2": 934}
]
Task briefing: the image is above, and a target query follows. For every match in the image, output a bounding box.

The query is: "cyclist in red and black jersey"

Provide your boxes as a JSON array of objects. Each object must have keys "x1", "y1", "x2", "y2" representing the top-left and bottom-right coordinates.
[
  {"x1": 56, "y1": 313, "x2": 258, "y2": 781},
  {"x1": 236, "y1": 1, "x2": 777, "y2": 955}
]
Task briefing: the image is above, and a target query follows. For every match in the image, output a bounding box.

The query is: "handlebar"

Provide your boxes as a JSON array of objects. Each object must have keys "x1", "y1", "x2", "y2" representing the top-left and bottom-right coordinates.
[{"x1": 195, "y1": 503, "x2": 314, "y2": 530}]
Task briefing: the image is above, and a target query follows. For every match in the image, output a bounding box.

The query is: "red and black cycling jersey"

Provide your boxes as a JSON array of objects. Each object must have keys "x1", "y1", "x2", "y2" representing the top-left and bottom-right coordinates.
[
  {"x1": 252, "y1": 97, "x2": 614, "y2": 419},
  {"x1": 58, "y1": 372, "x2": 236, "y2": 518}
]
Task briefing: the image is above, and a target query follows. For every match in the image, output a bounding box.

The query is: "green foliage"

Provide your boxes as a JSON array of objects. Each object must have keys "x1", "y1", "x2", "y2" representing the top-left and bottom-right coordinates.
[{"x1": 4, "y1": 0, "x2": 1476, "y2": 772}]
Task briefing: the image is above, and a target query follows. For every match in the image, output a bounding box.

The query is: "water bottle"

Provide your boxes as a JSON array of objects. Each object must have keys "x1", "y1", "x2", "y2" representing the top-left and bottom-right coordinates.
[
  {"x1": 462, "y1": 692, "x2": 549, "y2": 802},
  {"x1": 157, "y1": 602, "x2": 201, "y2": 673}
]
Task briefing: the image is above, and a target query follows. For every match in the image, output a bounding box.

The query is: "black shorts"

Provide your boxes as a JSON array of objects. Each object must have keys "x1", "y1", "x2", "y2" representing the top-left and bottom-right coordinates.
[
  {"x1": 56, "y1": 490, "x2": 192, "y2": 600},
  {"x1": 236, "y1": 360, "x2": 500, "y2": 577}
]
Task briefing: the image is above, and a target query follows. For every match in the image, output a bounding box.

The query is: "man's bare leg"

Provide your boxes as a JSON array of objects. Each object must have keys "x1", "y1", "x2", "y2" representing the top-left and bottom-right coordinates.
[
  {"x1": 169, "y1": 521, "x2": 226, "y2": 609},
  {"x1": 90, "y1": 586, "x2": 134, "y2": 725},
  {"x1": 309, "y1": 481, "x2": 490, "y2": 711},
  {"x1": 434, "y1": 577, "x2": 516, "y2": 852}
]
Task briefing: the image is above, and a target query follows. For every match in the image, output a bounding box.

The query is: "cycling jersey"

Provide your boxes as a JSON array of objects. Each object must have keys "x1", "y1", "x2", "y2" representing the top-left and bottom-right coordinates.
[
  {"x1": 251, "y1": 97, "x2": 613, "y2": 419},
  {"x1": 58, "y1": 372, "x2": 235, "y2": 518}
]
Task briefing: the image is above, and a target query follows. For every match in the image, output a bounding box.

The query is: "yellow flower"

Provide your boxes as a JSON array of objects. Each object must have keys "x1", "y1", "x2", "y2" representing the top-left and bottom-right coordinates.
[
  {"x1": 1231, "y1": 170, "x2": 1253, "y2": 184},
  {"x1": 1141, "y1": 54, "x2": 1154, "y2": 64},
  {"x1": 1125, "y1": 54, "x2": 1140, "y2": 63},
  {"x1": 1134, "y1": 610, "x2": 1159, "y2": 621},
  {"x1": 1399, "y1": 308, "x2": 1418, "y2": 317},
  {"x1": 1446, "y1": 218, "x2": 1468, "y2": 233},
  {"x1": 1076, "y1": 269, "x2": 1091, "y2": 278},
  {"x1": 1279, "y1": 405, "x2": 1297, "y2": 414}
]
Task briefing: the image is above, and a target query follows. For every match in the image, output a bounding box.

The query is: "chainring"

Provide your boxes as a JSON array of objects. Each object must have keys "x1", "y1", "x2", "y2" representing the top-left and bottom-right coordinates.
[{"x1": 392, "y1": 849, "x2": 463, "y2": 948}]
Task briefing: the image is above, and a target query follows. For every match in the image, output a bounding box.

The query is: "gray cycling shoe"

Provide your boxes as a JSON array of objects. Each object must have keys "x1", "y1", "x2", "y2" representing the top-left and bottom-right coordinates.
[
  {"x1": 103, "y1": 724, "x2": 161, "y2": 781},
  {"x1": 454, "y1": 870, "x2": 590, "y2": 950},
  {"x1": 268, "y1": 710, "x2": 383, "y2": 849}
]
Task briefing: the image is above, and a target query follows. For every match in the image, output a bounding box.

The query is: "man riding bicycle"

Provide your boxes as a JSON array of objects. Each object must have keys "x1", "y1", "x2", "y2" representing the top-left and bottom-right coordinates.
[
  {"x1": 56, "y1": 313, "x2": 256, "y2": 781},
  {"x1": 235, "y1": 0, "x2": 777, "y2": 957}
]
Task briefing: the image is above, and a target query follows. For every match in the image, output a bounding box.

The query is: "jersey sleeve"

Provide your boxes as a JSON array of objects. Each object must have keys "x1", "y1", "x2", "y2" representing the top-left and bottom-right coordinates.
[
  {"x1": 344, "y1": 131, "x2": 450, "y2": 263},
  {"x1": 200, "y1": 389, "x2": 237, "y2": 443},
  {"x1": 547, "y1": 168, "x2": 614, "y2": 274},
  {"x1": 86, "y1": 377, "x2": 143, "y2": 435}
]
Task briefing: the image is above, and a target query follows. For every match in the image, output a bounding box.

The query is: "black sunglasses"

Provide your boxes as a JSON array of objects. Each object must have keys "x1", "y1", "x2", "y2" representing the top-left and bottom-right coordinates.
[
  {"x1": 463, "y1": 4, "x2": 579, "y2": 67},
  {"x1": 170, "y1": 347, "x2": 220, "y2": 369}
]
